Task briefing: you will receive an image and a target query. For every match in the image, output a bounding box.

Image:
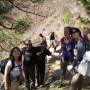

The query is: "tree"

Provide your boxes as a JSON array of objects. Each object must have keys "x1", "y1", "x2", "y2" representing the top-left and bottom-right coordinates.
[{"x1": 0, "y1": 0, "x2": 47, "y2": 30}]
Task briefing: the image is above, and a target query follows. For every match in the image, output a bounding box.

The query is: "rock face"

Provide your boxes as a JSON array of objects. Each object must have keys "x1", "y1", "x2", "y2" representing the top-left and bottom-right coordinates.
[{"x1": 21, "y1": 0, "x2": 86, "y2": 42}]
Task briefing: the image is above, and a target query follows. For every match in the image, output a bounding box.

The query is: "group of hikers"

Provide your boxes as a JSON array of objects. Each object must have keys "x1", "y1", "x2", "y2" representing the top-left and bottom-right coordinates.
[{"x1": 1, "y1": 26, "x2": 90, "y2": 90}]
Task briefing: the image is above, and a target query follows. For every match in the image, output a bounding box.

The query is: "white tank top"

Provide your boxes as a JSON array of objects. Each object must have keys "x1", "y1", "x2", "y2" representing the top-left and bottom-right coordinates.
[{"x1": 6, "y1": 60, "x2": 21, "y2": 77}]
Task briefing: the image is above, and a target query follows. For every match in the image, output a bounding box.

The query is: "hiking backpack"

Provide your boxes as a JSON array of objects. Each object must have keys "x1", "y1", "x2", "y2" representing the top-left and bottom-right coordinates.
[{"x1": 0, "y1": 58, "x2": 15, "y2": 75}]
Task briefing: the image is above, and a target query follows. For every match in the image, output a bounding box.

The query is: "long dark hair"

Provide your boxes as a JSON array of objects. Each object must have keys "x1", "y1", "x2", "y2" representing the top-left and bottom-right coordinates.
[{"x1": 9, "y1": 47, "x2": 22, "y2": 61}]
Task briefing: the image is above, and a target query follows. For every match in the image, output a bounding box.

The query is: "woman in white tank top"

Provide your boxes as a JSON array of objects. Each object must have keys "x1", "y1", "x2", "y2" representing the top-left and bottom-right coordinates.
[{"x1": 4, "y1": 47, "x2": 23, "y2": 90}]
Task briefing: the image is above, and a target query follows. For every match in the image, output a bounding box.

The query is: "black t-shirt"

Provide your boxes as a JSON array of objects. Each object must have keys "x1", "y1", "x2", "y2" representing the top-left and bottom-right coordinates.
[
  {"x1": 22, "y1": 46, "x2": 41, "y2": 67},
  {"x1": 36, "y1": 48, "x2": 51, "y2": 63}
]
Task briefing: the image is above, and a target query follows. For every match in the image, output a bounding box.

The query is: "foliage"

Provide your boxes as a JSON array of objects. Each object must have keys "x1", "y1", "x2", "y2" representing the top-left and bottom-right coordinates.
[
  {"x1": 0, "y1": 1, "x2": 5, "y2": 13},
  {"x1": 80, "y1": 0, "x2": 90, "y2": 14},
  {"x1": 0, "y1": 0, "x2": 13, "y2": 14},
  {"x1": 78, "y1": 16, "x2": 90, "y2": 28},
  {"x1": 12, "y1": 19, "x2": 29, "y2": 34},
  {"x1": 0, "y1": 28, "x2": 21, "y2": 52},
  {"x1": 61, "y1": 9, "x2": 71, "y2": 24},
  {"x1": 0, "y1": 15, "x2": 4, "y2": 23},
  {"x1": 79, "y1": 17, "x2": 90, "y2": 24}
]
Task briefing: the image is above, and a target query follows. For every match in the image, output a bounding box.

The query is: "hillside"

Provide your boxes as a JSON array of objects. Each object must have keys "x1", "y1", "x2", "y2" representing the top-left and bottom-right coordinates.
[
  {"x1": 0, "y1": 0, "x2": 90, "y2": 90},
  {"x1": 0, "y1": 0, "x2": 90, "y2": 53}
]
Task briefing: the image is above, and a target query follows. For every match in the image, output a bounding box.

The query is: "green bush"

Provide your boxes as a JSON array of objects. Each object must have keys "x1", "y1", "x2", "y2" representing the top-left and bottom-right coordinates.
[
  {"x1": 12, "y1": 19, "x2": 29, "y2": 34},
  {"x1": 0, "y1": 28, "x2": 21, "y2": 51},
  {"x1": 0, "y1": 15, "x2": 4, "y2": 23},
  {"x1": 80, "y1": 0, "x2": 90, "y2": 14},
  {"x1": 0, "y1": 1, "x2": 5, "y2": 13},
  {"x1": 0, "y1": 0, "x2": 13, "y2": 14},
  {"x1": 61, "y1": 9, "x2": 71, "y2": 24}
]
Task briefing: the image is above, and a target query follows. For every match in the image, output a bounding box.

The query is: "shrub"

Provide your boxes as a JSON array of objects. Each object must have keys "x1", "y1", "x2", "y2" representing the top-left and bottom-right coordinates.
[
  {"x1": 80, "y1": 0, "x2": 90, "y2": 14},
  {"x1": 0, "y1": 28, "x2": 21, "y2": 51},
  {"x1": 0, "y1": 0, "x2": 13, "y2": 14},
  {"x1": 0, "y1": 1, "x2": 5, "y2": 13},
  {"x1": 12, "y1": 19, "x2": 29, "y2": 34},
  {"x1": 61, "y1": 9, "x2": 71, "y2": 24},
  {"x1": 0, "y1": 15, "x2": 4, "y2": 23}
]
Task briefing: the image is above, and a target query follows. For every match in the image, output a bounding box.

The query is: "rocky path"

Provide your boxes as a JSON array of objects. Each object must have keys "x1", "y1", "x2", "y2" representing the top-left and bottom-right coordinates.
[{"x1": 0, "y1": 47, "x2": 90, "y2": 90}]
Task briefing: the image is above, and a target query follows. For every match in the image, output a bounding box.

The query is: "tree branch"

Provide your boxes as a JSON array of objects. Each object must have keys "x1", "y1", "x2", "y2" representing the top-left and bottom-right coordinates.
[
  {"x1": 0, "y1": 44, "x2": 8, "y2": 52},
  {"x1": 4, "y1": 16, "x2": 14, "y2": 23},
  {"x1": 0, "y1": 22, "x2": 14, "y2": 30},
  {"x1": 8, "y1": 0, "x2": 47, "y2": 18}
]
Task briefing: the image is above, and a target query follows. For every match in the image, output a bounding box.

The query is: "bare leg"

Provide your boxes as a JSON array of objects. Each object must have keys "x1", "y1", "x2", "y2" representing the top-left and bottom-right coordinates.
[
  {"x1": 69, "y1": 73, "x2": 83, "y2": 90},
  {"x1": 60, "y1": 61, "x2": 67, "y2": 87}
]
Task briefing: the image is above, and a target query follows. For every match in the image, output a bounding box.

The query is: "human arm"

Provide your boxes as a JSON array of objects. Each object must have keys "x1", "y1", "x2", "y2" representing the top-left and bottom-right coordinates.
[
  {"x1": 21, "y1": 47, "x2": 26, "y2": 65},
  {"x1": 4, "y1": 61, "x2": 12, "y2": 90}
]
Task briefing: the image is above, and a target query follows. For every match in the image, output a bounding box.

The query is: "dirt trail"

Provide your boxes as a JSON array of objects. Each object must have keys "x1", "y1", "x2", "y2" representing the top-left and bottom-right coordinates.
[{"x1": 0, "y1": 0, "x2": 90, "y2": 90}]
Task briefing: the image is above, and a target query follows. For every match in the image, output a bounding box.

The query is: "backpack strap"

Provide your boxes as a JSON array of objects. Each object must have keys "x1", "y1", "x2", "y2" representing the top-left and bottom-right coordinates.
[
  {"x1": 10, "y1": 60, "x2": 15, "y2": 72},
  {"x1": 10, "y1": 60, "x2": 22, "y2": 71}
]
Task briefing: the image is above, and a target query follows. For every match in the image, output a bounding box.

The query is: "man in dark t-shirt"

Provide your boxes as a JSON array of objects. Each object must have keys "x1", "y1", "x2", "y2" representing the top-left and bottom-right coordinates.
[
  {"x1": 22, "y1": 40, "x2": 41, "y2": 90},
  {"x1": 36, "y1": 43, "x2": 51, "y2": 86},
  {"x1": 22, "y1": 46, "x2": 38, "y2": 67}
]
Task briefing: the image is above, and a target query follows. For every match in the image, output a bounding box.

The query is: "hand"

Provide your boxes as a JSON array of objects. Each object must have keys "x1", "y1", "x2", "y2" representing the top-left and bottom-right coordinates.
[{"x1": 4, "y1": 86, "x2": 9, "y2": 90}]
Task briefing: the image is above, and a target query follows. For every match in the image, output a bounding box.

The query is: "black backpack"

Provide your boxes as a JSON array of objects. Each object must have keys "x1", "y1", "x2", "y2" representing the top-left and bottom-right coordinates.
[{"x1": 0, "y1": 58, "x2": 15, "y2": 75}]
